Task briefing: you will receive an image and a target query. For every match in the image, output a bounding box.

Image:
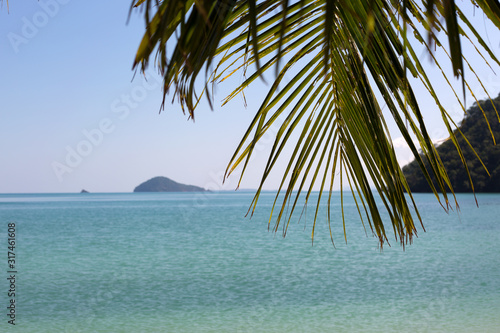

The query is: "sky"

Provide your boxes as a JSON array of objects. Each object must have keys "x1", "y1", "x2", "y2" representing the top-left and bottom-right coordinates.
[{"x1": 1, "y1": 0, "x2": 499, "y2": 193}]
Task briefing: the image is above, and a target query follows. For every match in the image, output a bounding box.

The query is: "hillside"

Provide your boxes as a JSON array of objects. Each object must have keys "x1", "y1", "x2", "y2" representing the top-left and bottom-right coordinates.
[
  {"x1": 403, "y1": 94, "x2": 500, "y2": 192},
  {"x1": 134, "y1": 176, "x2": 207, "y2": 192}
]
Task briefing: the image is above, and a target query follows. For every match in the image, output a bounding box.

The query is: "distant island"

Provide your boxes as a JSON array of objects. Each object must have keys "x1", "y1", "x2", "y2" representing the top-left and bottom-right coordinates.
[
  {"x1": 134, "y1": 176, "x2": 207, "y2": 192},
  {"x1": 80, "y1": 189, "x2": 89, "y2": 193},
  {"x1": 403, "y1": 94, "x2": 500, "y2": 192}
]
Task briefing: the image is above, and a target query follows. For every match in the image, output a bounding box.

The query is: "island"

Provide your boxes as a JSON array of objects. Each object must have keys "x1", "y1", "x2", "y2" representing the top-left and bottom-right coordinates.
[
  {"x1": 80, "y1": 189, "x2": 89, "y2": 193},
  {"x1": 403, "y1": 94, "x2": 500, "y2": 192},
  {"x1": 133, "y1": 176, "x2": 207, "y2": 192}
]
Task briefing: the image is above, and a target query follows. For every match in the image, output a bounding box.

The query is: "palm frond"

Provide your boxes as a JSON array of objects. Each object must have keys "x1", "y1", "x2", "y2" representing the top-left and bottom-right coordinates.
[{"x1": 132, "y1": 0, "x2": 500, "y2": 247}]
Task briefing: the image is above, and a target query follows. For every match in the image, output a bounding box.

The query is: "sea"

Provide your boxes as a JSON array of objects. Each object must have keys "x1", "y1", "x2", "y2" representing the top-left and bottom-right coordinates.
[{"x1": 0, "y1": 191, "x2": 498, "y2": 333}]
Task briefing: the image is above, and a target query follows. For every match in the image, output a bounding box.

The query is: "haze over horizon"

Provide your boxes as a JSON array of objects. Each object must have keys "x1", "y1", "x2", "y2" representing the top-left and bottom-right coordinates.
[{"x1": 1, "y1": 0, "x2": 499, "y2": 194}]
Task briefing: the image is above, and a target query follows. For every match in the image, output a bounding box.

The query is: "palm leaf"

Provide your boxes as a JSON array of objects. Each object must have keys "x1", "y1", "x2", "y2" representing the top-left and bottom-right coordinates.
[{"x1": 132, "y1": 0, "x2": 500, "y2": 247}]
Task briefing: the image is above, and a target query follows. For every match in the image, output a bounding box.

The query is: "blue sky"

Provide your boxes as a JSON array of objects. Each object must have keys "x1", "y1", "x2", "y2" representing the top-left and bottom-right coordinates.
[{"x1": 1, "y1": 1, "x2": 499, "y2": 193}]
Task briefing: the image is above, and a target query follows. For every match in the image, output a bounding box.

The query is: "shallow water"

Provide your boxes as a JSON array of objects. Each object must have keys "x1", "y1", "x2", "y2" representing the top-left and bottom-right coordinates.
[{"x1": 0, "y1": 192, "x2": 499, "y2": 332}]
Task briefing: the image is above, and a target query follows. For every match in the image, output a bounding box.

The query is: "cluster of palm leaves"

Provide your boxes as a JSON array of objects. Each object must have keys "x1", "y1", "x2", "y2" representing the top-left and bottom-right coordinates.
[{"x1": 131, "y1": 0, "x2": 500, "y2": 247}]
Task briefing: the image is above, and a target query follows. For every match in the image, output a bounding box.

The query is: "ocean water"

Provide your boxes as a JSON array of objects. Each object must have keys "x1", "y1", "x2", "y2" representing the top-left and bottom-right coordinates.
[{"x1": 0, "y1": 191, "x2": 499, "y2": 332}]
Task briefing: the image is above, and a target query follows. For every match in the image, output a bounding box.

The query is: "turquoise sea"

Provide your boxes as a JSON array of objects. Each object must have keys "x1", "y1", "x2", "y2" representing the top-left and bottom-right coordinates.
[{"x1": 0, "y1": 191, "x2": 499, "y2": 332}]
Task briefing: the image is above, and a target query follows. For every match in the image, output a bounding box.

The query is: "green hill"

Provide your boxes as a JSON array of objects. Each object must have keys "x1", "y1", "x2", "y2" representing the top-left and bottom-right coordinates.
[
  {"x1": 134, "y1": 176, "x2": 207, "y2": 192},
  {"x1": 403, "y1": 94, "x2": 500, "y2": 192}
]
